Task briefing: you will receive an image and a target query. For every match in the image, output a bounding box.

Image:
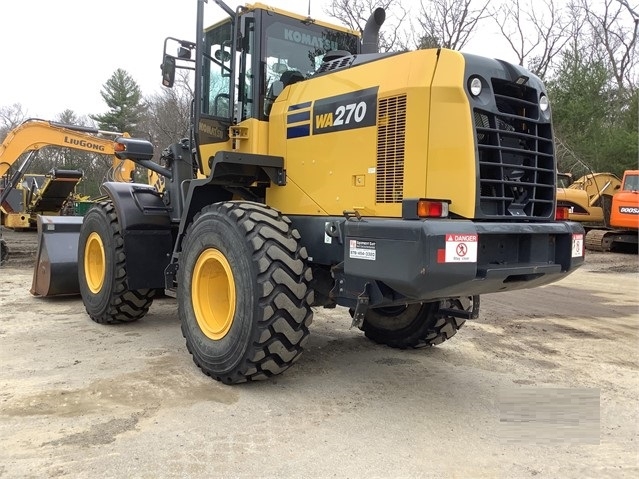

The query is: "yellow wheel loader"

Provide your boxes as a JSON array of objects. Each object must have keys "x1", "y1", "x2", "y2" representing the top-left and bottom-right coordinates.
[{"x1": 38, "y1": 1, "x2": 584, "y2": 384}]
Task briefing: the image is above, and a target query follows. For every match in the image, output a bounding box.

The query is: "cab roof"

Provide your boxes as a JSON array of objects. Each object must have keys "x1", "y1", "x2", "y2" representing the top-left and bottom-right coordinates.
[{"x1": 242, "y1": 2, "x2": 360, "y2": 37}]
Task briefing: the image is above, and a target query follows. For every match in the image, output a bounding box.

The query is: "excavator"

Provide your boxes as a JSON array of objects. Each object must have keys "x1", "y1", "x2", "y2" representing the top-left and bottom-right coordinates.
[
  {"x1": 33, "y1": 0, "x2": 584, "y2": 384},
  {"x1": 556, "y1": 172, "x2": 622, "y2": 226},
  {"x1": 585, "y1": 170, "x2": 639, "y2": 251},
  {"x1": 554, "y1": 168, "x2": 638, "y2": 252},
  {"x1": 0, "y1": 119, "x2": 137, "y2": 264}
]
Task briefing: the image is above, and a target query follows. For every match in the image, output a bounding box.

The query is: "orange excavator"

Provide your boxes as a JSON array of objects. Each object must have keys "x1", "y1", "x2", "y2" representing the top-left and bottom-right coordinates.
[{"x1": 585, "y1": 170, "x2": 639, "y2": 252}]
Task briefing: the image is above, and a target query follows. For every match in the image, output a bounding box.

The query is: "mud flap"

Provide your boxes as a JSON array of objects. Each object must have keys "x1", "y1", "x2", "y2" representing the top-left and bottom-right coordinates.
[{"x1": 31, "y1": 215, "x2": 84, "y2": 296}]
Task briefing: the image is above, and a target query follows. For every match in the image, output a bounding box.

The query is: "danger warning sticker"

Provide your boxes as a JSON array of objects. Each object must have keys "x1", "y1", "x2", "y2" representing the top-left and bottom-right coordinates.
[
  {"x1": 572, "y1": 234, "x2": 584, "y2": 258},
  {"x1": 445, "y1": 234, "x2": 478, "y2": 263}
]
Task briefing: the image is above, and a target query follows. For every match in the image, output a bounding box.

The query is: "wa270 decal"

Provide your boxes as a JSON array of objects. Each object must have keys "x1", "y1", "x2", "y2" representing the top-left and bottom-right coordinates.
[
  {"x1": 286, "y1": 87, "x2": 378, "y2": 139},
  {"x1": 312, "y1": 87, "x2": 378, "y2": 135}
]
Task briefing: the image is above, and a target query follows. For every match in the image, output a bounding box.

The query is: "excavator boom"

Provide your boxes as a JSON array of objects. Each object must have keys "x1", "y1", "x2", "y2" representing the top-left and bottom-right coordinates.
[
  {"x1": 0, "y1": 119, "x2": 135, "y2": 181},
  {"x1": 0, "y1": 119, "x2": 137, "y2": 226}
]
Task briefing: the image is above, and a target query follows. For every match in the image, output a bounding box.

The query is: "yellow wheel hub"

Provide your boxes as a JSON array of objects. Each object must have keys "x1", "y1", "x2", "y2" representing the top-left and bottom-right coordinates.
[
  {"x1": 84, "y1": 232, "x2": 106, "y2": 294},
  {"x1": 192, "y1": 248, "x2": 236, "y2": 340}
]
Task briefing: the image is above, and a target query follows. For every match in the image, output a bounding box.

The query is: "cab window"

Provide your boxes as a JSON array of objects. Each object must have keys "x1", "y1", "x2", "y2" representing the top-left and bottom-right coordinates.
[{"x1": 202, "y1": 21, "x2": 233, "y2": 118}]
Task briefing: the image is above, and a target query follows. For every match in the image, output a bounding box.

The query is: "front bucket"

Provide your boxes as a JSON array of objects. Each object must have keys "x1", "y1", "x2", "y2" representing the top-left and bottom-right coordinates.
[{"x1": 31, "y1": 215, "x2": 84, "y2": 296}]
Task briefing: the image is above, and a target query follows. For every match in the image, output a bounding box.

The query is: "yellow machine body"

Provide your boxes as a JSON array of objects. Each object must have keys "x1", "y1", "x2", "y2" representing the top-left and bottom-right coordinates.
[{"x1": 198, "y1": 49, "x2": 476, "y2": 219}]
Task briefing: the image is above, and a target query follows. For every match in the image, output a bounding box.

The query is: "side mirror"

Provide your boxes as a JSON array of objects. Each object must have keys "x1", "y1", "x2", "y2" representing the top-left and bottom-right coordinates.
[
  {"x1": 161, "y1": 55, "x2": 176, "y2": 88},
  {"x1": 214, "y1": 49, "x2": 231, "y2": 62},
  {"x1": 177, "y1": 46, "x2": 192, "y2": 59}
]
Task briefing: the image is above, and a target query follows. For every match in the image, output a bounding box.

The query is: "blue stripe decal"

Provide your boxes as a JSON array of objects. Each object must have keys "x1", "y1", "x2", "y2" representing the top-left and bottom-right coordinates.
[
  {"x1": 287, "y1": 111, "x2": 311, "y2": 124},
  {"x1": 287, "y1": 124, "x2": 310, "y2": 139},
  {"x1": 288, "y1": 101, "x2": 312, "y2": 111}
]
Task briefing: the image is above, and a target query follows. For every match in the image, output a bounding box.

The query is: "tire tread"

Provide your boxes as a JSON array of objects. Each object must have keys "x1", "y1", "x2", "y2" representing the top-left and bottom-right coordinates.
[
  {"x1": 181, "y1": 201, "x2": 313, "y2": 384},
  {"x1": 83, "y1": 201, "x2": 155, "y2": 324}
]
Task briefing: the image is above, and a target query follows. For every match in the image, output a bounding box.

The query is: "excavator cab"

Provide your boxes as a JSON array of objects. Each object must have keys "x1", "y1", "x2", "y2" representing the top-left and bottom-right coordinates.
[{"x1": 610, "y1": 170, "x2": 639, "y2": 230}]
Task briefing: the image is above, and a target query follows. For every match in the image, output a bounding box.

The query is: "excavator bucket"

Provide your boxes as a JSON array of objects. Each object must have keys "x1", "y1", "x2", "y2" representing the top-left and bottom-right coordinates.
[{"x1": 31, "y1": 215, "x2": 83, "y2": 297}]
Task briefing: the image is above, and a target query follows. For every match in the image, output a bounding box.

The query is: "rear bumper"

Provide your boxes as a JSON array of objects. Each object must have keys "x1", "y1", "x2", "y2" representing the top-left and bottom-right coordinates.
[{"x1": 343, "y1": 219, "x2": 585, "y2": 301}]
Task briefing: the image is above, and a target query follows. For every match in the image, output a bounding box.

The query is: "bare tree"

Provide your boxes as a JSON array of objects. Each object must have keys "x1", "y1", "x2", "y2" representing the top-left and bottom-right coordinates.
[
  {"x1": 492, "y1": 0, "x2": 571, "y2": 79},
  {"x1": 580, "y1": 0, "x2": 639, "y2": 92},
  {"x1": 324, "y1": 0, "x2": 410, "y2": 52},
  {"x1": 142, "y1": 71, "x2": 193, "y2": 158},
  {"x1": 417, "y1": 0, "x2": 489, "y2": 51},
  {"x1": 0, "y1": 103, "x2": 28, "y2": 142}
]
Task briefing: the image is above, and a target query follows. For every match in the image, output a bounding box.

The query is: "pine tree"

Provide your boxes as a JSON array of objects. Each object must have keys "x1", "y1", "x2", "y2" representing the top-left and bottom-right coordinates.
[{"x1": 91, "y1": 69, "x2": 146, "y2": 134}]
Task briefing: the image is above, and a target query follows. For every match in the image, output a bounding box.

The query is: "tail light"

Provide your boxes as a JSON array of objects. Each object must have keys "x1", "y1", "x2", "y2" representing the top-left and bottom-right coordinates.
[
  {"x1": 555, "y1": 206, "x2": 569, "y2": 220},
  {"x1": 402, "y1": 199, "x2": 451, "y2": 219},
  {"x1": 418, "y1": 200, "x2": 449, "y2": 218}
]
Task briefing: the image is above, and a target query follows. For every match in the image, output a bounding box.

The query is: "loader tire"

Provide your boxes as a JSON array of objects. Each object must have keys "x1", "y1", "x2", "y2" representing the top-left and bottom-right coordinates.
[
  {"x1": 178, "y1": 201, "x2": 313, "y2": 384},
  {"x1": 360, "y1": 299, "x2": 467, "y2": 349},
  {"x1": 78, "y1": 201, "x2": 155, "y2": 324}
]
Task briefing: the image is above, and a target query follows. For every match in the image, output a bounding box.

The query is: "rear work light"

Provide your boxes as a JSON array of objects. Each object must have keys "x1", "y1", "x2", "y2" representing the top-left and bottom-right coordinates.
[
  {"x1": 401, "y1": 199, "x2": 451, "y2": 219},
  {"x1": 555, "y1": 206, "x2": 570, "y2": 220}
]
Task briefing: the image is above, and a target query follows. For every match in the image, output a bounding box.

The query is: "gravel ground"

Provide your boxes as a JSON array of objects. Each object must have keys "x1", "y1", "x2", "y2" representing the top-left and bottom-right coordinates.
[{"x1": 0, "y1": 227, "x2": 637, "y2": 478}]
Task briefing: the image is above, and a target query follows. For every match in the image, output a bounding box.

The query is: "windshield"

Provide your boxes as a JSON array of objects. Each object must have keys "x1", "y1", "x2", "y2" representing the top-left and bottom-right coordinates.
[
  {"x1": 260, "y1": 13, "x2": 359, "y2": 118},
  {"x1": 623, "y1": 174, "x2": 639, "y2": 191},
  {"x1": 263, "y1": 19, "x2": 358, "y2": 79}
]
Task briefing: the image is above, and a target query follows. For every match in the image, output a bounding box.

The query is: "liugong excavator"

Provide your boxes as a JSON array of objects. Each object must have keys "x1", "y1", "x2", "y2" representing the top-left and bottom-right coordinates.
[
  {"x1": 34, "y1": 1, "x2": 585, "y2": 384},
  {"x1": 0, "y1": 119, "x2": 138, "y2": 264}
]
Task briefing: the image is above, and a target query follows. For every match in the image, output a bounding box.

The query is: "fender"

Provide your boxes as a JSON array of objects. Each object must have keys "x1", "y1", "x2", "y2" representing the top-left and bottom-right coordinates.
[
  {"x1": 163, "y1": 151, "x2": 285, "y2": 292},
  {"x1": 102, "y1": 182, "x2": 173, "y2": 290}
]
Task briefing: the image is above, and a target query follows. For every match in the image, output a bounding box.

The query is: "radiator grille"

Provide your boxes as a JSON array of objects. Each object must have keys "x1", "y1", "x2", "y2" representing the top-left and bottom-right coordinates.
[
  {"x1": 475, "y1": 80, "x2": 555, "y2": 219},
  {"x1": 376, "y1": 95, "x2": 407, "y2": 203}
]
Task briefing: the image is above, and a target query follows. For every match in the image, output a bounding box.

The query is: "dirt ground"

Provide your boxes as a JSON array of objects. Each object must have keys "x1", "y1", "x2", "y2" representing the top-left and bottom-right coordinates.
[{"x1": 0, "y1": 228, "x2": 637, "y2": 478}]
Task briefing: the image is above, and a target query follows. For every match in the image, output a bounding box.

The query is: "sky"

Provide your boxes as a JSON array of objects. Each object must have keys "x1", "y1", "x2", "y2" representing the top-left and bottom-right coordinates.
[{"x1": 0, "y1": 0, "x2": 515, "y2": 121}]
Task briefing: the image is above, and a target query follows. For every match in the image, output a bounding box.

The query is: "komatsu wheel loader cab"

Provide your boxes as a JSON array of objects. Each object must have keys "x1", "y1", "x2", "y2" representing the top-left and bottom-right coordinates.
[{"x1": 72, "y1": 0, "x2": 585, "y2": 384}]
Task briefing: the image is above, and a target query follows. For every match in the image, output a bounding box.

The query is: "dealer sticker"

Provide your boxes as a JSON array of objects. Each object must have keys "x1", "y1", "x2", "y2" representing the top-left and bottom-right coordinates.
[
  {"x1": 572, "y1": 234, "x2": 584, "y2": 257},
  {"x1": 445, "y1": 234, "x2": 478, "y2": 263},
  {"x1": 349, "y1": 239, "x2": 376, "y2": 261}
]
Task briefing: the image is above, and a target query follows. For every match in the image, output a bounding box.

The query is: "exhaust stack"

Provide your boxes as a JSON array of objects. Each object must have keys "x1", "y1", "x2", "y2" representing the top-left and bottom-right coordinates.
[{"x1": 361, "y1": 8, "x2": 386, "y2": 54}]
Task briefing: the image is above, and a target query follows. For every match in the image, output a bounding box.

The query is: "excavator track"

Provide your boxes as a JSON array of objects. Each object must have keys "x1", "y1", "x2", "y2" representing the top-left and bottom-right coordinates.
[{"x1": 585, "y1": 229, "x2": 613, "y2": 252}]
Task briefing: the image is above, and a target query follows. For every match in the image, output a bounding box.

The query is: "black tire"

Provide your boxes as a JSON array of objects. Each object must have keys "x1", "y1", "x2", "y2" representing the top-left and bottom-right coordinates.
[
  {"x1": 78, "y1": 201, "x2": 155, "y2": 324},
  {"x1": 178, "y1": 201, "x2": 313, "y2": 384},
  {"x1": 360, "y1": 298, "x2": 468, "y2": 348}
]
